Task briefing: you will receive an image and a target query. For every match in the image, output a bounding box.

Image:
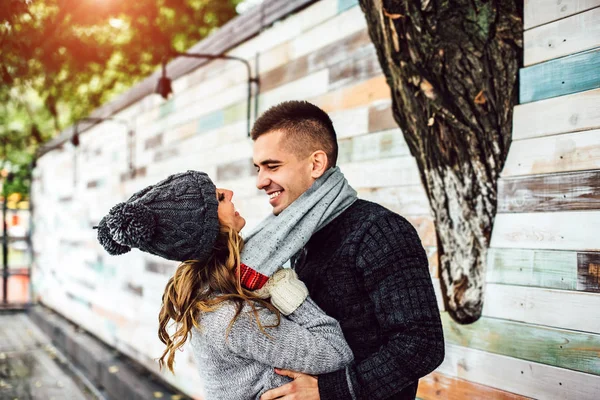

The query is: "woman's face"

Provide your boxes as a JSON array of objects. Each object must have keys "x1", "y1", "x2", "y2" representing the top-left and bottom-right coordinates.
[{"x1": 216, "y1": 188, "x2": 246, "y2": 232}]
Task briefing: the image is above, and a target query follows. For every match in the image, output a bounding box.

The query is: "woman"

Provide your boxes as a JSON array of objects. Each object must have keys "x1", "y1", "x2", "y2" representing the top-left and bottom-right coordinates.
[{"x1": 96, "y1": 170, "x2": 354, "y2": 400}]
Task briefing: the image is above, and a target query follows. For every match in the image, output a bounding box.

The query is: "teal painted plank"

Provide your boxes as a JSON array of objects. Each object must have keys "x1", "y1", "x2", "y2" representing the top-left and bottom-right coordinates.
[
  {"x1": 487, "y1": 248, "x2": 577, "y2": 290},
  {"x1": 520, "y1": 48, "x2": 600, "y2": 103},
  {"x1": 196, "y1": 110, "x2": 224, "y2": 134},
  {"x1": 338, "y1": 0, "x2": 359, "y2": 13},
  {"x1": 442, "y1": 313, "x2": 600, "y2": 376},
  {"x1": 159, "y1": 99, "x2": 174, "y2": 118}
]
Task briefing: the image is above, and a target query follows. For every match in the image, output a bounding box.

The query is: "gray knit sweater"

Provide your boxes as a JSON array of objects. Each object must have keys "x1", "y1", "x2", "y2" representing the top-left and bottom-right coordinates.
[{"x1": 189, "y1": 297, "x2": 354, "y2": 400}]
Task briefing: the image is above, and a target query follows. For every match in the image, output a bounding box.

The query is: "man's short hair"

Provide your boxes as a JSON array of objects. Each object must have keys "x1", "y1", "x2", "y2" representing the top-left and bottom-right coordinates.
[{"x1": 251, "y1": 101, "x2": 338, "y2": 168}]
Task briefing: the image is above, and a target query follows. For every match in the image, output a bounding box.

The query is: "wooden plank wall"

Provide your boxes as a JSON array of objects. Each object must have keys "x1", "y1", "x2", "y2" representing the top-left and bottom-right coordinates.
[
  {"x1": 435, "y1": 1, "x2": 600, "y2": 399},
  {"x1": 30, "y1": 0, "x2": 600, "y2": 398}
]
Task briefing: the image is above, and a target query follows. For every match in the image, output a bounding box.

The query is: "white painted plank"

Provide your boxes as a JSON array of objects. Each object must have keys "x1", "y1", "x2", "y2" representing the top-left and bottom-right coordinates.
[
  {"x1": 230, "y1": 0, "x2": 339, "y2": 61},
  {"x1": 357, "y1": 184, "x2": 431, "y2": 216},
  {"x1": 525, "y1": 7, "x2": 600, "y2": 66},
  {"x1": 330, "y1": 107, "x2": 370, "y2": 139},
  {"x1": 292, "y1": 5, "x2": 367, "y2": 59},
  {"x1": 258, "y1": 69, "x2": 330, "y2": 113},
  {"x1": 502, "y1": 129, "x2": 600, "y2": 177},
  {"x1": 512, "y1": 88, "x2": 600, "y2": 140},
  {"x1": 440, "y1": 343, "x2": 600, "y2": 399},
  {"x1": 491, "y1": 211, "x2": 600, "y2": 251},
  {"x1": 524, "y1": 0, "x2": 600, "y2": 30},
  {"x1": 340, "y1": 156, "x2": 422, "y2": 189},
  {"x1": 483, "y1": 283, "x2": 600, "y2": 334},
  {"x1": 431, "y1": 277, "x2": 445, "y2": 311}
]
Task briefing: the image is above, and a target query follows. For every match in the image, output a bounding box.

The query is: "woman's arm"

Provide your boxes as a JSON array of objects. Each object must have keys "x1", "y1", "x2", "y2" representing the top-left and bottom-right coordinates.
[{"x1": 226, "y1": 297, "x2": 354, "y2": 375}]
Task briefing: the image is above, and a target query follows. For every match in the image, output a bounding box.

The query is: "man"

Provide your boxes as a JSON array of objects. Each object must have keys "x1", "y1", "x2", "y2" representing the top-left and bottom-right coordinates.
[{"x1": 252, "y1": 101, "x2": 444, "y2": 400}]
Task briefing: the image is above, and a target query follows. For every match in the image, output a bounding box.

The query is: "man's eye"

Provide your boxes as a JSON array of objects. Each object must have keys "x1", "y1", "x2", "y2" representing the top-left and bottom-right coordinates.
[
  {"x1": 218, "y1": 193, "x2": 225, "y2": 201},
  {"x1": 267, "y1": 165, "x2": 278, "y2": 170}
]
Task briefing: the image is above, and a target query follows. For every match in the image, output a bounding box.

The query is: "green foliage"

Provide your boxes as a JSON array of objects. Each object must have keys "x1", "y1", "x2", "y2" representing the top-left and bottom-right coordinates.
[{"x1": 0, "y1": 0, "x2": 242, "y2": 197}]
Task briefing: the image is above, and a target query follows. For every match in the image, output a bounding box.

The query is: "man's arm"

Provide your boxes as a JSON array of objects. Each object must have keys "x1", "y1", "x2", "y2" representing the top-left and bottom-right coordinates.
[{"x1": 318, "y1": 213, "x2": 445, "y2": 400}]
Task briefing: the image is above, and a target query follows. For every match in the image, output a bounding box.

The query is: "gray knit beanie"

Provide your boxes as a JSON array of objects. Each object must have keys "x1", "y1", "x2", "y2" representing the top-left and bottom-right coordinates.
[{"x1": 96, "y1": 170, "x2": 220, "y2": 263}]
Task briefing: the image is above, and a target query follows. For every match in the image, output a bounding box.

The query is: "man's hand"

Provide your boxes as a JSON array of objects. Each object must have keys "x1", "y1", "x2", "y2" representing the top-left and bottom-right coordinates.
[{"x1": 260, "y1": 369, "x2": 320, "y2": 400}]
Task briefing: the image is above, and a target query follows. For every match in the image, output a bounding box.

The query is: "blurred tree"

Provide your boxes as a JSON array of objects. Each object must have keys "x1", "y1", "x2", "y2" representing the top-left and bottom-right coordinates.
[
  {"x1": 0, "y1": 0, "x2": 242, "y2": 198},
  {"x1": 359, "y1": 0, "x2": 522, "y2": 324}
]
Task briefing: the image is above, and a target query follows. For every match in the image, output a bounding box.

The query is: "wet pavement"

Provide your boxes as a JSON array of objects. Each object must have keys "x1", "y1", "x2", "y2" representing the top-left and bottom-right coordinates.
[{"x1": 0, "y1": 312, "x2": 97, "y2": 400}]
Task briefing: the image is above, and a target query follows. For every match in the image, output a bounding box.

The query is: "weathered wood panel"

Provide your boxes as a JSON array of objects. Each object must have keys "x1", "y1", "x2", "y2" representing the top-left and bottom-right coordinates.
[
  {"x1": 368, "y1": 100, "x2": 397, "y2": 133},
  {"x1": 524, "y1": 7, "x2": 600, "y2": 66},
  {"x1": 418, "y1": 372, "x2": 531, "y2": 400},
  {"x1": 501, "y1": 129, "x2": 600, "y2": 177},
  {"x1": 487, "y1": 248, "x2": 578, "y2": 290},
  {"x1": 356, "y1": 184, "x2": 431, "y2": 216},
  {"x1": 292, "y1": 5, "x2": 365, "y2": 59},
  {"x1": 440, "y1": 344, "x2": 600, "y2": 399},
  {"x1": 315, "y1": 75, "x2": 391, "y2": 113},
  {"x1": 491, "y1": 211, "x2": 600, "y2": 251},
  {"x1": 260, "y1": 29, "x2": 371, "y2": 92},
  {"x1": 524, "y1": 0, "x2": 600, "y2": 30},
  {"x1": 441, "y1": 313, "x2": 600, "y2": 375},
  {"x1": 578, "y1": 252, "x2": 600, "y2": 292},
  {"x1": 337, "y1": 129, "x2": 410, "y2": 164},
  {"x1": 340, "y1": 156, "x2": 422, "y2": 188},
  {"x1": 520, "y1": 48, "x2": 600, "y2": 103},
  {"x1": 259, "y1": 69, "x2": 330, "y2": 113},
  {"x1": 482, "y1": 284, "x2": 600, "y2": 333},
  {"x1": 497, "y1": 170, "x2": 600, "y2": 212},
  {"x1": 512, "y1": 88, "x2": 600, "y2": 141},
  {"x1": 330, "y1": 107, "x2": 370, "y2": 139}
]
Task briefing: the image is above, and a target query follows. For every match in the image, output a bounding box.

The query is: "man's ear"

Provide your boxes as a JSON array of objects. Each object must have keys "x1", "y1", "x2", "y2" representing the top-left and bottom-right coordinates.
[{"x1": 310, "y1": 150, "x2": 328, "y2": 179}]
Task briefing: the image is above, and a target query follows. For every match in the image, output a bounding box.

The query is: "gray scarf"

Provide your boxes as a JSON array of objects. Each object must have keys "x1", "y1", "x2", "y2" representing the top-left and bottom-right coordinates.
[{"x1": 241, "y1": 167, "x2": 357, "y2": 277}]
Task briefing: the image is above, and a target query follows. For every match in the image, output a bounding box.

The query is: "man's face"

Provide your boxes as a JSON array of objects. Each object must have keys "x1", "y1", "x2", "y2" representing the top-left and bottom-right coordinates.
[{"x1": 253, "y1": 129, "x2": 315, "y2": 215}]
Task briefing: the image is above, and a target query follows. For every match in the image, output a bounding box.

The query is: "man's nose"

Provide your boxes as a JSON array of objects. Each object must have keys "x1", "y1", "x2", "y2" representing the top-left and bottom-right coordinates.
[
  {"x1": 256, "y1": 171, "x2": 270, "y2": 190},
  {"x1": 226, "y1": 189, "x2": 234, "y2": 200}
]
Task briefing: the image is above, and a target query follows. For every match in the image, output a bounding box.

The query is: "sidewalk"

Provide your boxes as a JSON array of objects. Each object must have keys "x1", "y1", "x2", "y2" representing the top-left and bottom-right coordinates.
[{"x1": 0, "y1": 311, "x2": 95, "y2": 399}]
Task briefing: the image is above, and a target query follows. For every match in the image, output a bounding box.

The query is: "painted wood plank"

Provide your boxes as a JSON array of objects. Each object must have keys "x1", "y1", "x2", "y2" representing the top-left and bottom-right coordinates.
[
  {"x1": 431, "y1": 277, "x2": 444, "y2": 311},
  {"x1": 487, "y1": 248, "x2": 578, "y2": 290},
  {"x1": 418, "y1": 371, "x2": 532, "y2": 400},
  {"x1": 368, "y1": 100, "x2": 398, "y2": 133},
  {"x1": 482, "y1": 284, "x2": 600, "y2": 333},
  {"x1": 314, "y1": 75, "x2": 391, "y2": 113},
  {"x1": 356, "y1": 184, "x2": 431, "y2": 216},
  {"x1": 524, "y1": 0, "x2": 600, "y2": 30},
  {"x1": 328, "y1": 45, "x2": 381, "y2": 90},
  {"x1": 442, "y1": 313, "x2": 600, "y2": 375},
  {"x1": 330, "y1": 106, "x2": 370, "y2": 139},
  {"x1": 292, "y1": 5, "x2": 366, "y2": 59},
  {"x1": 340, "y1": 156, "x2": 422, "y2": 189},
  {"x1": 578, "y1": 252, "x2": 600, "y2": 292},
  {"x1": 440, "y1": 343, "x2": 600, "y2": 399},
  {"x1": 338, "y1": 129, "x2": 410, "y2": 164},
  {"x1": 524, "y1": 7, "x2": 600, "y2": 66},
  {"x1": 338, "y1": 0, "x2": 359, "y2": 13},
  {"x1": 520, "y1": 48, "x2": 600, "y2": 103},
  {"x1": 491, "y1": 211, "x2": 600, "y2": 251},
  {"x1": 259, "y1": 28, "x2": 371, "y2": 93},
  {"x1": 258, "y1": 69, "x2": 330, "y2": 113},
  {"x1": 501, "y1": 129, "x2": 600, "y2": 177},
  {"x1": 497, "y1": 170, "x2": 600, "y2": 212}
]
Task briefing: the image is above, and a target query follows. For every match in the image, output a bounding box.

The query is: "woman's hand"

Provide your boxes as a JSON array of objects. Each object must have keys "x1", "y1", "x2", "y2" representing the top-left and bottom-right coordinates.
[{"x1": 253, "y1": 268, "x2": 309, "y2": 315}]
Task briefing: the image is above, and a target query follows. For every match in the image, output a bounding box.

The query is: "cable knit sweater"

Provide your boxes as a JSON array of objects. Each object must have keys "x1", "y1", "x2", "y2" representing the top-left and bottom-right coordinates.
[
  {"x1": 294, "y1": 199, "x2": 445, "y2": 400},
  {"x1": 190, "y1": 297, "x2": 354, "y2": 400}
]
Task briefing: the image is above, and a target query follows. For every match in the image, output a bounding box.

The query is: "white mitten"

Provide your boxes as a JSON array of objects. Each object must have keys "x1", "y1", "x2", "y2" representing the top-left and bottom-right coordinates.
[{"x1": 254, "y1": 268, "x2": 308, "y2": 315}]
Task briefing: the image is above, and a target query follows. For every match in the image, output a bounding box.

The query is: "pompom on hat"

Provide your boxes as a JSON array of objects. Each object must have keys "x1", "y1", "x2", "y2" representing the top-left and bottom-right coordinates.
[{"x1": 96, "y1": 170, "x2": 220, "y2": 264}]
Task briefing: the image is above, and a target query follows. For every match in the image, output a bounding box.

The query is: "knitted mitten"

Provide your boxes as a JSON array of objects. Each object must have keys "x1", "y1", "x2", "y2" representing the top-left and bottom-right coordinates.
[{"x1": 253, "y1": 269, "x2": 308, "y2": 316}]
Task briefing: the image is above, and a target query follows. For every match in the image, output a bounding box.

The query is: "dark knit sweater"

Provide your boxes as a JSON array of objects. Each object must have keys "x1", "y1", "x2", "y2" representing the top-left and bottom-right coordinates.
[{"x1": 294, "y1": 199, "x2": 445, "y2": 400}]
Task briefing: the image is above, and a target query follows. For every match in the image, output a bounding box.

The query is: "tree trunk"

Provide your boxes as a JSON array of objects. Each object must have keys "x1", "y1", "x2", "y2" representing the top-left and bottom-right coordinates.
[{"x1": 359, "y1": 0, "x2": 522, "y2": 323}]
